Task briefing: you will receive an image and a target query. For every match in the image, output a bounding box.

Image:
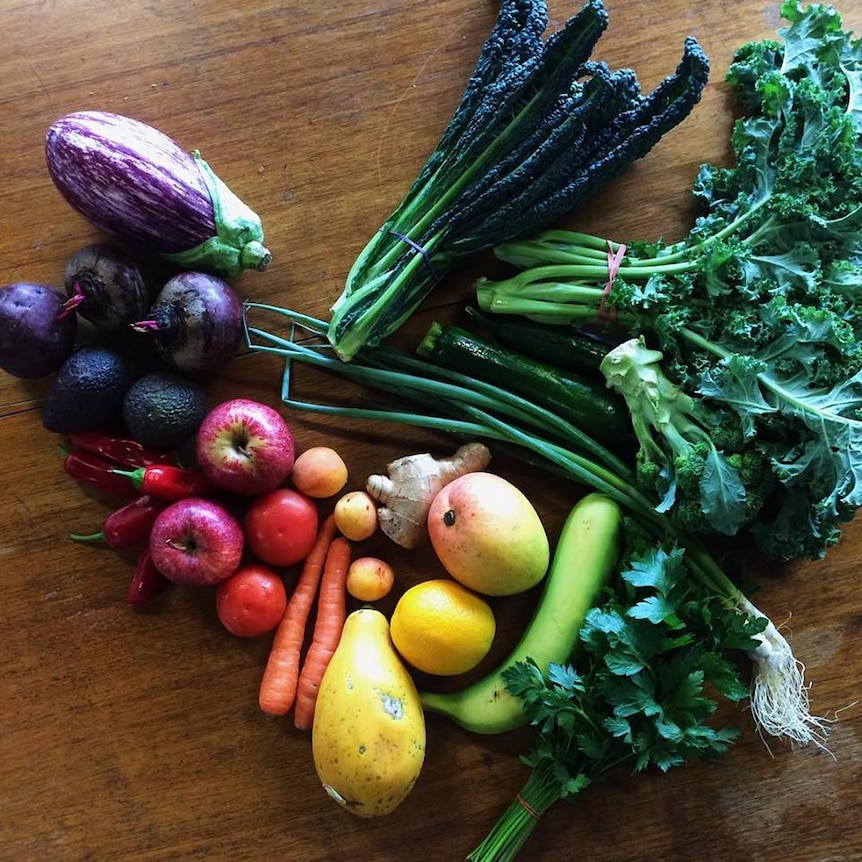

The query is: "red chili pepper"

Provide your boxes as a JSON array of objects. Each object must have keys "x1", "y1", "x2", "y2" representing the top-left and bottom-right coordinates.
[
  {"x1": 67, "y1": 430, "x2": 175, "y2": 470},
  {"x1": 112, "y1": 463, "x2": 212, "y2": 501},
  {"x1": 63, "y1": 451, "x2": 139, "y2": 498},
  {"x1": 126, "y1": 547, "x2": 171, "y2": 607},
  {"x1": 69, "y1": 495, "x2": 166, "y2": 551}
]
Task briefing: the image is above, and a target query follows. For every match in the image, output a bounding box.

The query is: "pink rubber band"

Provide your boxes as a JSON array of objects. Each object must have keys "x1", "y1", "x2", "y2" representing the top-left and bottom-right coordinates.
[{"x1": 598, "y1": 240, "x2": 626, "y2": 323}]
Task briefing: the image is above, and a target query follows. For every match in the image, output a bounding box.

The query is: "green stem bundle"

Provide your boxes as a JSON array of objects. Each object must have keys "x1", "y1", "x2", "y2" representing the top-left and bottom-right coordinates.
[{"x1": 466, "y1": 765, "x2": 563, "y2": 862}]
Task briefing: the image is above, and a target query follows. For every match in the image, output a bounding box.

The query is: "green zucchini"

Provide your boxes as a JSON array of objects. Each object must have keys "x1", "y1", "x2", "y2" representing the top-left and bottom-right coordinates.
[
  {"x1": 419, "y1": 492, "x2": 623, "y2": 734},
  {"x1": 417, "y1": 321, "x2": 631, "y2": 450},
  {"x1": 464, "y1": 305, "x2": 615, "y2": 380}
]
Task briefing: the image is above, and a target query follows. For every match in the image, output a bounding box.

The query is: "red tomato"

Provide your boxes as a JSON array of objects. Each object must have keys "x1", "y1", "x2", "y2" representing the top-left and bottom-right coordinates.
[
  {"x1": 216, "y1": 563, "x2": 288, "y2": 638},
  {"x1": 243, "y1": 488, "x2": 319, "y2": 567}
]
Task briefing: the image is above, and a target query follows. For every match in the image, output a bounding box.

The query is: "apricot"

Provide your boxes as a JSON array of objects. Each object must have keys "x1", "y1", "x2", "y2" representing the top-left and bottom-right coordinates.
[
  {"x1": 291, "y1": 446, "x2": 348, "y2": 498},
  {"x1": 334, "y1": 490, "x2": 379, "y2": 541},
  {"x1": 346, "y1": 557, "x2": 395, "y2": 602}
]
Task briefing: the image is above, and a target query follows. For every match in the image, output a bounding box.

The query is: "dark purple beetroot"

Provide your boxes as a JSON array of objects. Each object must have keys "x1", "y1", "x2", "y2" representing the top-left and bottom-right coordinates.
[
  {"x1": 0, "y1": 282, "x2": 78, "y2": 379},
  {"x1": 63, "y1": 244, "x2": 150, "y2": 333},
  {"x1": 132, "y1": 272, "x2": 243, "y2": 379}
]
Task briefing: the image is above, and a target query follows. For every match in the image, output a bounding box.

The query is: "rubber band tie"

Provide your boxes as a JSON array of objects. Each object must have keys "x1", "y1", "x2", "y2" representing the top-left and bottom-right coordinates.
[
  {"x1": 516, "y1": 793, "x2": 542, "y2": 819},
  {"x1": 385, "y1": 228, "x2": 439, "y2": 281},
  {"x1": 598, "y1": 240, "x2": 626, "y2": 323}
]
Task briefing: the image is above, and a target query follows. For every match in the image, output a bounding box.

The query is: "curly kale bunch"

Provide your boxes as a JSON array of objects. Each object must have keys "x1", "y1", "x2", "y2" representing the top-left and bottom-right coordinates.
[
  {"x1": 478, "y1": 1, "x2": 862, "y2": 560},
  {"x1": 599, "y1": 337, "x2": 778, "y2": 541}
]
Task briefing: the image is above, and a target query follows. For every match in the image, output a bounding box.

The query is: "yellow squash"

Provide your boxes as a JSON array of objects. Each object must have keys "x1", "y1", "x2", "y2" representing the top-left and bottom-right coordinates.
[{"x1": 311, "y1": 608, "x2": 426, "y2": 817}]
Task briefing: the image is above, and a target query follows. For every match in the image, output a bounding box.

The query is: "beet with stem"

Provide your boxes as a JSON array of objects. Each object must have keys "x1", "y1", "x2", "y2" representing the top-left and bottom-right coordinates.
[
  {"x1": 132, "y1": 271, "x2": 244, "y2": 378},
  {"x1": 62, "y1": 244, "x2": 150, "y2": 333}
]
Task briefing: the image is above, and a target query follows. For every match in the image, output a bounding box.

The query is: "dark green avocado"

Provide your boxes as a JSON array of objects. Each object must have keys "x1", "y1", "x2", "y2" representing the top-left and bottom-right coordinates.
[
  {"x1": 122, "y1": 371, "x2": 208, "y2": 449},
  {"x1": 42, "y1": 346, "x2": 133, "y2": 433}
]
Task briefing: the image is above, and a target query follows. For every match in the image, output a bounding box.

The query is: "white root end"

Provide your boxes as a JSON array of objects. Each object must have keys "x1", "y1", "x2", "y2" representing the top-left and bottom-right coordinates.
[
  {"x1": 366, "y1": 442, "x2": 492, "y2": 549},
  {"x1": 738, "y1": 595, "x2": 831, "y2": 750}
]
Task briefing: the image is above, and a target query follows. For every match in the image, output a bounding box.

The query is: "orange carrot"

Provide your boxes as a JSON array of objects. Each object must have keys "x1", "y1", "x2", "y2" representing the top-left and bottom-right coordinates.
[
  {"x1": 258, "y1": 514, "x2": 338, "y2": 716},
  {"x1": 293, "y1": 535, "x2": 352, "y2": 730}
]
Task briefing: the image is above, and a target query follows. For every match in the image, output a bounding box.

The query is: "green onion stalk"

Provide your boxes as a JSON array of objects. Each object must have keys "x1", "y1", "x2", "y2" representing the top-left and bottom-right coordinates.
[{"x1": 243, "y1": 301, "x2": 826, "y2": 754}]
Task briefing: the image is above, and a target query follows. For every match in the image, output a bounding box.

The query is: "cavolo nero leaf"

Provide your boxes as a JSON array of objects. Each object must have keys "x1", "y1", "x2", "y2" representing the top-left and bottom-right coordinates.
[{"x1": 325, "y1": 0, "x2": 710, "y2": 360}]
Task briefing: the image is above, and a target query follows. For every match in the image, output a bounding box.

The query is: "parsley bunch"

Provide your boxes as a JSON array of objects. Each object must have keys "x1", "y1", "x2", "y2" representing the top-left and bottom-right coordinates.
[
  {"x1": 477, "y1": 1, "x2": 862, "y2": 561},
  {"x1": 467, "y1": 543, "x2": 765, "y2": 862}
]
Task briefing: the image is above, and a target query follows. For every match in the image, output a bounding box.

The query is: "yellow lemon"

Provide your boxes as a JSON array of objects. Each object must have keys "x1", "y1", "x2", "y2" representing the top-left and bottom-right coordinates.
[{"x1": 390, "y1": 579, "x2": 496, "y2": 676}]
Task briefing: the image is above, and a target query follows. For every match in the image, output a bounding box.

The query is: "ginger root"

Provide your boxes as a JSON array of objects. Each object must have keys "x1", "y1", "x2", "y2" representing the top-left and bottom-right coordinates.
[{"x1": 366, "y1": 442, "x2": 492, "y2": 549}]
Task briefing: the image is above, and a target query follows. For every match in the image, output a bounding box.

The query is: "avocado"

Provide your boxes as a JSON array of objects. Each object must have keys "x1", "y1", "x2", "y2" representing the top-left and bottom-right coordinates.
[
  {"x1": 122, "y1": 371, "x2": 208, "y2": 448},
  {"x1": 42, "y1": 346, "x2": 133, "y2": 433}
]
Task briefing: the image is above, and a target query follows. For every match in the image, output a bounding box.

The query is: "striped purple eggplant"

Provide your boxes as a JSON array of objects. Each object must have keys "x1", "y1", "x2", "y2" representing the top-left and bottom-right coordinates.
[{"x1": 45, "y1": 111, "x2": 271, "y2": 279}]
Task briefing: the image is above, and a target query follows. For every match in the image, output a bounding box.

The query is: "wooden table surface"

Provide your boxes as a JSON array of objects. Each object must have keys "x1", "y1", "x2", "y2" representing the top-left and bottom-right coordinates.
[{"x1": 1, "y1": 1, "x2": 860, "y2": 860}]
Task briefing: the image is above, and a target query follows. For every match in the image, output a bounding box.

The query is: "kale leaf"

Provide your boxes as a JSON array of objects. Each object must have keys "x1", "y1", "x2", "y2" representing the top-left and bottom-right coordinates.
[
  {"x1": 479, "y1": 1, "x2": 862, "y2": 560},
  {"x1": 326, "y1": 0, "x2": 709, "y2": 360}
]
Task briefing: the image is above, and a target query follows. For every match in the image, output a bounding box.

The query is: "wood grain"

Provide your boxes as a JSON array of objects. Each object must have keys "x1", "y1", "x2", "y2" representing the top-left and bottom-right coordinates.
[{"x1": 1, "y1": 1, "x2": 860, "y2": 860}]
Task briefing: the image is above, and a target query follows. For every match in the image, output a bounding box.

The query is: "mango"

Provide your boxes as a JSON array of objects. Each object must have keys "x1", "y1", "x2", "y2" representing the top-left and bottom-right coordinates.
[
  {"x1": 312, "y1": 608, "x2": 426, "y2": 817},
  {"x1": 427, "y1": 471, "x2": 549, "y2": 596}
]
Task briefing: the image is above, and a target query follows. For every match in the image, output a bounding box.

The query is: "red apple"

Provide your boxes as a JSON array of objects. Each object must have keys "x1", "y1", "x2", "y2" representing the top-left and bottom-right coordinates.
[
  {"x1": 195, "y1": 398, "x2": 295, "y2": 495},
  {"x1": 149, "y1": 497, "x2": 244, "y2": 587}
]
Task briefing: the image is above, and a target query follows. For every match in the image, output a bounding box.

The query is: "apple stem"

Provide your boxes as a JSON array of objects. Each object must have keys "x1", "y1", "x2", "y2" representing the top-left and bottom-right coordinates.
[{"x1": 165, "y1": 538, "x2": 196, "y2": 553}]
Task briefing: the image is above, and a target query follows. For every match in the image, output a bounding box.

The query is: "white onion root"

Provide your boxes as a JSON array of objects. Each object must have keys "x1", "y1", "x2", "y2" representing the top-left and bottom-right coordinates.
[{"x1": 739, "y1": 595, "x2": 831, "y2": 749}]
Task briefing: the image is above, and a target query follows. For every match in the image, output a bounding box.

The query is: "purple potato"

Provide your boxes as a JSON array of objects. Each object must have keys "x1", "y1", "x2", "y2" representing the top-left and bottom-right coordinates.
[
  {"x1": 0, "y1": 282, "x2": 78, "y2": 379},
  {"x1": 133, "y1": 272, "x2": 244, "y2": 379},
  {"x1": 45, "y1": 111, "x2": 270, "y2": 278}
]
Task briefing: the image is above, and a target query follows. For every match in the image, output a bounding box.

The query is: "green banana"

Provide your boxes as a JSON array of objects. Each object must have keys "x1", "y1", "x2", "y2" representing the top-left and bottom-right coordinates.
[{"x1": 419, "y1": 492, "x2": 622, "y2": 734}]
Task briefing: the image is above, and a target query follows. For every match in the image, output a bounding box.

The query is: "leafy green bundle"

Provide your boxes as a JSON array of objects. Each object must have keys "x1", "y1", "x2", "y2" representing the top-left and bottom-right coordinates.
[
  {"x1": 466, "y1": 542, "x2": 764, "y2": 862},
  {"x1": 476, "y1": 1, "x2": 862, "y2": 561},
  {"x1": 326, "y1": 0, "x2": 709, "y2": 360}
]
